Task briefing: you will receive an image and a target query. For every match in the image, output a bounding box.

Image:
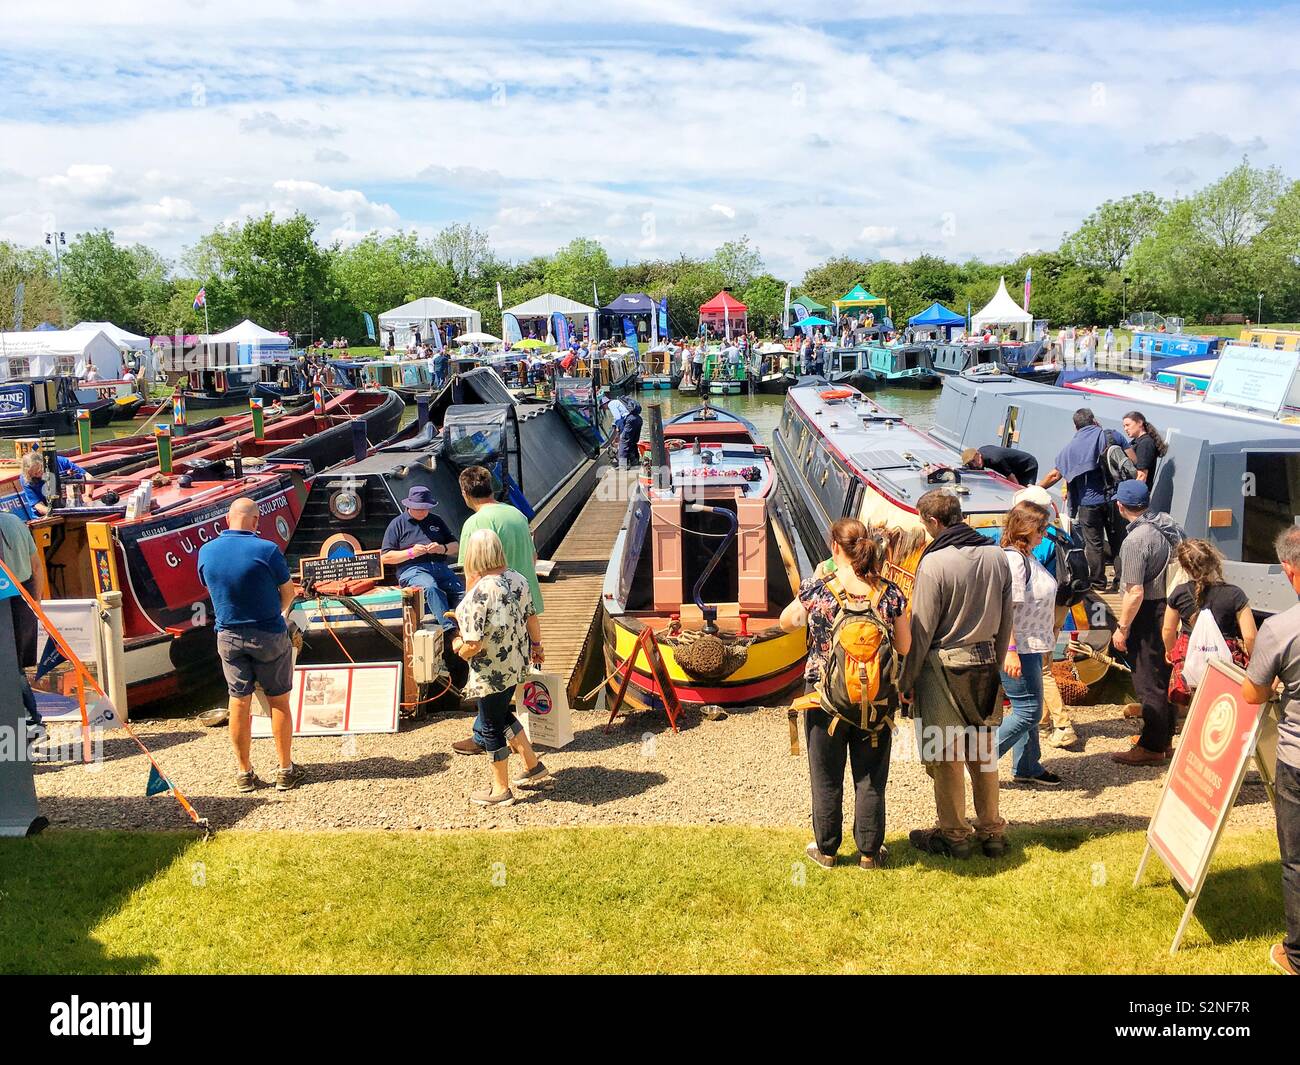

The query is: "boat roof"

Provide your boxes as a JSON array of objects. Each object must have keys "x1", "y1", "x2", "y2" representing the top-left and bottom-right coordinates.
[
  {"x1": 1063, "y1": 375, "x2": 1300, "y2": 427},
  {"x1": 949, "y1": 374, "x2": 1300, "y2": 444},
  {"x1": 785, "y1": 381, "x2": 1021, "y2": 514}
]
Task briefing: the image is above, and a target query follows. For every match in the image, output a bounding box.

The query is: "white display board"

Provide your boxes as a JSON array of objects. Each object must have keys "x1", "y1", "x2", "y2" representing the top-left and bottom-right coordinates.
[{"x1": 253, "y1": 662, "x2": 401, "y2": 737}]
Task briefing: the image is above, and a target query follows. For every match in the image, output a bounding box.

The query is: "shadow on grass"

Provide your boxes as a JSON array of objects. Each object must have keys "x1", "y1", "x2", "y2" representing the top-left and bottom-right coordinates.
[{"x1": 0, "y1": 830, "x2": 199, "y2": 974}]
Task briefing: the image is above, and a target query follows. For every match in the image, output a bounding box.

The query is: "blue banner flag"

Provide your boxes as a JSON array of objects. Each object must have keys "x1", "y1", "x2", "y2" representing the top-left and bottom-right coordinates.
[
  {"x1": 362, "y1": 311, "x2": 376, "y2": 341},
  {"x1": 552, "y1": 312, "x2": 571, "y2": 350},
  {"x1": 502, "y1": 312, "x2": 523, "y2": 345},
  {"x1": 146, "y1": 763, "x2": 173, "y2": 797},
  {"x1": 34, "y1": 635, "x2": 65, "y2": 682},
  {"x1": 658, "y1": 297, "x2": 669, "y2": 341},
  {"x1": 429, "y1": 321, "x2": 443, "y2": 352},
  {"x1": 621, "y1": 316, "x2": 639, "y2": 356}
]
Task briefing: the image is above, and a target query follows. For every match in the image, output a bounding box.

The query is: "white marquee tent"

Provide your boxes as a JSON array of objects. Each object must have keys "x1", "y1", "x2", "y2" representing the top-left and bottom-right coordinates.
[
  {"x1": 71, "y1": 320, "x2": 152, "y2": 354},
  {"x1": 970, "y1": 277, "x2": 1033, "y2": 337},
  {"x1": 378, "y1": 297, "x2": 482, "y2": 347},
  {"x1": 0, "y1": 329, "x2": 124, "y2": 382},
  {"x1": 207, "y1": 319, "x2": 291, "y2": 347},
  {"x1": 504, "y1": 293, "x2": 597, "y2": 339}
]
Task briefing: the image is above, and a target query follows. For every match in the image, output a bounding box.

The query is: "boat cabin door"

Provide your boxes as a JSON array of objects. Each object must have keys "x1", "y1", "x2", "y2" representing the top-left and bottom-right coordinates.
[{"x1": 999, "y1": 405, "x2": 1021, "y2": 448}]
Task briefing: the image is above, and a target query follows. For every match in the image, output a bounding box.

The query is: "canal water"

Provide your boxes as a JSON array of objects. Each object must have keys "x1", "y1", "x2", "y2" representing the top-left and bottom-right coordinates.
[{"x1": 54, "y1": 385, "x2": 944, "y2": 455}]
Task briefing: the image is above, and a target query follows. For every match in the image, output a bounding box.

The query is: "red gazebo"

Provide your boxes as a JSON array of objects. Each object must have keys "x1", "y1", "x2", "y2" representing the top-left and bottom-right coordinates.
[{"x1": 699, "y1": 290, "x2": 748, "y2": 338}]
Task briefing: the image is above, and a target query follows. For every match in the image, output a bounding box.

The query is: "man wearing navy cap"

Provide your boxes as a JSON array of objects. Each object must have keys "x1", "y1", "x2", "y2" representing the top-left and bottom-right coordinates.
[
  {"x1": 380, "y1": 485, "x2": 463, "y2": 631},
  {"x1": 1109, "y1": 478, "x2": 1186, "y2": 767}
]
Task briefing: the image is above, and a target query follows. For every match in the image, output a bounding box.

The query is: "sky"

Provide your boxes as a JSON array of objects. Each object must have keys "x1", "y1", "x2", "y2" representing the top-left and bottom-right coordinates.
[{"x1": 1, "y1": 0, "x2": 1297, "y2": 280}]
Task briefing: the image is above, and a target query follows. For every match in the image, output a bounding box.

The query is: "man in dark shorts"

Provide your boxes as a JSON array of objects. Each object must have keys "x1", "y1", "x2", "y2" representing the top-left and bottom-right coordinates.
[
  {"x1": 198, "y1": 497, "x2": 302, "y2": 793},
  {"x1": 961, "y1": 444, "x2": 1039, "y2": 486}
]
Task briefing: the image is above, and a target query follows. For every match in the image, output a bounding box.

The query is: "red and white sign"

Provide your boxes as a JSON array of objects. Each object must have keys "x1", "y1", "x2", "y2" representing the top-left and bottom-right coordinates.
[
  {"x1": 1147, "y1": 658, "x2": 1266, "y2": 892},
  {"x1": 253, "y1": 662, "x2": 401, "y2": 738}
]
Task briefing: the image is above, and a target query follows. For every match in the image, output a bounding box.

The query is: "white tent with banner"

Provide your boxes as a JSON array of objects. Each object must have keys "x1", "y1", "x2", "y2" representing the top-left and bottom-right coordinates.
[
  {"x1": 503, "y1": 293, "x2": 596, "y2": 343},
  {"x1": 378, "y1": 297, "x2": 482, "y2": 348},
  {"x1": 970, "y1": 277, "x2": 1033, "y2": 339},
  {"x1": 205, "y1": 319, "x2": 291, "y2": 365},
  {"x1": 0, "y1": 329, "x2": 123, "y2": 382},
  {"x1": 71, "y1": 321, "x2": 151, "y2": 354}
]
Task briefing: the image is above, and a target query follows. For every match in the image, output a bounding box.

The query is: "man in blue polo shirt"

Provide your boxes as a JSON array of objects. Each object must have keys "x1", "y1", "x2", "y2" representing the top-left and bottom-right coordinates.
[
  {"x1": 198, "y1": 497, "x2": 303, "y2": 794},
  {"x1": 379, "y1": 485, "x2": 463, "y2": 631}
]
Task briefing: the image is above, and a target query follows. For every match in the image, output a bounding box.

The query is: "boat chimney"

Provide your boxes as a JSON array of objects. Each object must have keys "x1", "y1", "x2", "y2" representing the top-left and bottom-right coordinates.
[
  {"x1": 351, "y1": 420, "x2": 368, "y2": 462},
  {"x1": 646, "y1": 403, "x2": 671, "y2": 492},
  {"x1": 1174, "y1": 376, "x2": 1185, "y2": 404},
  {"x1": 416, "y1": 393, "x2": 430, "y2": 431},
  {"x1": 231, "y1": 438, "x2": 243, "y2": 478}
]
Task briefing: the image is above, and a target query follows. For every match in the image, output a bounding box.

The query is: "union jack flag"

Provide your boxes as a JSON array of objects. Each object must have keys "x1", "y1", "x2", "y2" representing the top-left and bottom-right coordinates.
[{"x1": 193, "y1": 287, "x2": 206, "y2": 310}]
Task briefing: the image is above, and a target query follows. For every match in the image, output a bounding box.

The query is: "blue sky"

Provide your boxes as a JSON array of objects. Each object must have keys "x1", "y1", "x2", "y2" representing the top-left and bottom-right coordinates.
[{"x1": 1, "y1": 0, "x2": 1297, "y2": 279}]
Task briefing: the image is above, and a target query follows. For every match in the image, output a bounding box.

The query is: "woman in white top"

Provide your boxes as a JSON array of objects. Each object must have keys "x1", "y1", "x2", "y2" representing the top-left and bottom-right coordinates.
[{"x1": 996, "y1": 501, "x2": 1064, "y2": 786}]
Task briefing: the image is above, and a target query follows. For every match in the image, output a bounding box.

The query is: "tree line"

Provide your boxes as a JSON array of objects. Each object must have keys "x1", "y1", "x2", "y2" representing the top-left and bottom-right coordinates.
[{"x1": 1, "y1": 159, "x2": 1295, "y2": 342}]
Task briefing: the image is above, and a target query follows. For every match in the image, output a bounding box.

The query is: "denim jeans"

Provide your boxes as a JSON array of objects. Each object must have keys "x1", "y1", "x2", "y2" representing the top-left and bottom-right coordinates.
[
  {"x1": 997, "y1": 652, "x2": 1045, "y2": 778},
  {"x1": 477, "y1": 686, "x2": 523, "y2": 763},
  {"x1": 398, "y1": 562, "x2": 464, "y2": 631},
  {"x1": 1277, "y1": 758, "x2": 1300, "y2": 971}
]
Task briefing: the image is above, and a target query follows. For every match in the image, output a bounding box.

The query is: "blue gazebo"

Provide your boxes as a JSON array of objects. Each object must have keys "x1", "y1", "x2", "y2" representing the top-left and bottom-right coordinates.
[{"x1": 907, "y1": 301, "x2": 965, "y2": 338}]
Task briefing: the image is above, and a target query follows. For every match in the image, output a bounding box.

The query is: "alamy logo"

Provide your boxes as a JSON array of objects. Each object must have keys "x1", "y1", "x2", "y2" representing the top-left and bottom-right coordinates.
[{"x1": 49, "y1": 997, "x2": 151, "y2": 1045}]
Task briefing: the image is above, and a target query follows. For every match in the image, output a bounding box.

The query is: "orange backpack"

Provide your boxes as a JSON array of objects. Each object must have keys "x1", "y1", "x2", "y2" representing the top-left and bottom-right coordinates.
[{"x1": 815, "y1": 575, "x2": 900, "y2": 743}]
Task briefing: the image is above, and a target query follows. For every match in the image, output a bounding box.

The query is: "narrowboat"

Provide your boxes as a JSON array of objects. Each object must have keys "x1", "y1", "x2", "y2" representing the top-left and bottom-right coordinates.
[
  {"x1": 0, "y1": 378, "x2": 116, "y2": 435},
  {"x1": 178, "y1": 365, "x2": 260, "y2": 408},
  {"x1": 639, "y1": 347, "x2": 678, "y2": 390},
  {"x1": 772, "y1": 380, "x2": 1030, "y2": 583},
  {"x1": 755, "y1": 344, "x2": 797, "y2": 394},
  {"x1": 4, "y1": 459, "x2": 312, "y2": 708},
  {"x1": 864, "y1": 342, "x2": 940, "y2": 388},
  {"x1": 930, "y1": 341, "x2": 1001, "y2": 376},
  {"x1": 824, "y1": 346, "x2": 878, "y2": 391},
  {"x1": 600, "y1": 402, "x2": 807, "y2": 714},
  {"x1": 931, "y1": 370, "x2": 1300, "y2": 615},
  {"x1": 1130, "y1": 330, "x2": 1225, "y2": 370},
  {"x1": 359, "y1": 357, "x2": 433, "y2": 401}
]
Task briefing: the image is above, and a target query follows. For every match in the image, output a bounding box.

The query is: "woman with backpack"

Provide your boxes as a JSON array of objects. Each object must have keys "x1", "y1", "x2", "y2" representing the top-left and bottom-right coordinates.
[
  {"x1": 995, "y1": 501, "x2": 1064, "y2": 787},
  {"x1": 779, "y1": 519, "x2": 910, "y2": 870},
  {"x1": 1162, "y1": 539, "x2": 1256, "y2": 707}
]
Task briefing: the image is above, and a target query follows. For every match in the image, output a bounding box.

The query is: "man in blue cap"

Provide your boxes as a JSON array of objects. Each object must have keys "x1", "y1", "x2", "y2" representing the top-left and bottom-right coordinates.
[
  {"x1": 379, "y1": 485, "x2": 464, "y2": 630},
  {"x1": 1109, "y1": 478, "x2": 1185, "y2": 767}
]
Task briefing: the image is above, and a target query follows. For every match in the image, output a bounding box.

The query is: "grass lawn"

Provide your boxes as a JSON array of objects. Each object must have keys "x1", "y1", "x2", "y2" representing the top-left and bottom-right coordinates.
[{"x1": 0, "y1": 826, "x2": 1284, "y2": 974}]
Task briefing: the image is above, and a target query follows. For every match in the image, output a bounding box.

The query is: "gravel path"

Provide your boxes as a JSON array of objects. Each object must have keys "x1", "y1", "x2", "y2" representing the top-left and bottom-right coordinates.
[{"x1": 30, "y1": 697, "x2": 1276, "y2": 837}]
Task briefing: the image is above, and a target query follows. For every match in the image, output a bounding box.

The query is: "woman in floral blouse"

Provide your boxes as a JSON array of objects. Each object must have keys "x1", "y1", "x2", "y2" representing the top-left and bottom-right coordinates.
[{"x1": 452, "y1": 529, "x2": 549, "y2": 807}]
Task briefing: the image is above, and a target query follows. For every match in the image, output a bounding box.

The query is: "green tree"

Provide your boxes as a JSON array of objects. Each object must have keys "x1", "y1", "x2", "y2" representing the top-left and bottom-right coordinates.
[
  {"x1": 0, "y1": 242, "x2": 64, "y2": 330},
  {"x1": 800, "y1": 257, "x2": 870, "y2": 311},
  {"x1": 711, "y1": 236, "x2": 762, "y2": 289},
  {"x1": 544, "y1": 238, "x2": 616, "y2": 305},
  {"x1": 60, "y1": 229, "x2": 170, "y2": 332},
  {"x1": 1061, "y1": 192, "x2": 1165, "y2": 272},
  {"x1": 431, "y1": 222, "x2": 494, "y2": 285},
  {"x1": 188, "y1": 212, "x2": 338, "y2": 337}
]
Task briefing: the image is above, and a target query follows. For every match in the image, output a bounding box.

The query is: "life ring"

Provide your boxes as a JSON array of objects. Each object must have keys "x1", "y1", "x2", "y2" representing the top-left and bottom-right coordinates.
[{"x1": 819, "y1": 388, "x2": 854, "y2": 401}]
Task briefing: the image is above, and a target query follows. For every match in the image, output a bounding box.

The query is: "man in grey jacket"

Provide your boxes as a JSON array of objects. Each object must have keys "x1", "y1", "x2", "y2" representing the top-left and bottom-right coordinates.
[
  {"x1": 1110, "y1": 479, "x2": 1185, "y2": 767},
  {"x1": 902, "y1": 489, "x2": 1014, "y2": 858}
]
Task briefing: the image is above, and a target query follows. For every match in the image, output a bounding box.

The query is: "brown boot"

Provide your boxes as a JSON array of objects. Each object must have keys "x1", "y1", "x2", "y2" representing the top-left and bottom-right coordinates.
[
  {"x1": 1122, "y1": 703, "x2": 1143, "y2": 718},
  {"x1": 1112, "y1": 745, "x2": 1167, "y2": 767},
  {"x1": 452, "y1": 737, "x2": 485, "y2": 756}
]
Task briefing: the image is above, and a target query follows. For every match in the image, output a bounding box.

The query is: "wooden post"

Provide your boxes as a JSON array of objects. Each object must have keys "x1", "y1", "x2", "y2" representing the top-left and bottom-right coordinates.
[
  {"x1": 76, "y1": 408, "x2": 92, "y2": 454},
  {"x1": 98, "y1": 590, "x2": 128, "y2": 724},
  {"x1": 154, "y1": 424, "x2": 172, "y2": 473},
  {"x1": 171, "y1": 392, "x2": 186, "y2": 437},
  {"x1": 250, "y1": 397, "x2": 265, "y2": 440}
]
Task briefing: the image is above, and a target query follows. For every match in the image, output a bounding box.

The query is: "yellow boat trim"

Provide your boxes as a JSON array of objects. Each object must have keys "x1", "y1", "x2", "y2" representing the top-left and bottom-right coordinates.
[{"x1": 611, "y1": 619, "x2": 806, "y2": 684}]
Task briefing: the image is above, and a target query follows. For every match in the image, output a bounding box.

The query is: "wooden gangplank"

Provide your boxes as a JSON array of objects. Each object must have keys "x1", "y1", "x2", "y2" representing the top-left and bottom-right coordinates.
[{"x1": 538, "y1": 466, "x2": 634, "y2": 706}]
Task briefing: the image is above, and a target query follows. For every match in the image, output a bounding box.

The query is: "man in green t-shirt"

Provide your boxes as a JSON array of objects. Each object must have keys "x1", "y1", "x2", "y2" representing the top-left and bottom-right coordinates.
[{"x1": 452, "y1": 466, "x2": 544, "y2": 756}]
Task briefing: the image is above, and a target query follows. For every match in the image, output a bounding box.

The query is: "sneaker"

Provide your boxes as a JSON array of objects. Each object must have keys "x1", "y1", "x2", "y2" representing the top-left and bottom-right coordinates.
[
  {"x1": 1045, "y1": 727, "x2": 1077, "y2": 749},
  {"x1": 859, "y1": 845, "x2": 889, "y2": 870},
  {"x1": 980, "y1": 835, "x2": 1008, "y2": 859},
  {"x1": 236, "y1": 769, "x2": 262, "y2": 793},
  {"x1": 470, "y1": 787, "x2": 515, "y2": 807},
  {"x1": 452, "y1": 737, "x2": 486, "y2": 756},
  {"x1": 1013, "y1": 769, "x2": 1063, "y2": 787},
  {"x1": 511, "y1": 762, "x2": 551, "y2": 788},
  {"x1": 1122, "y1": 703, "x2": 1143, "y2": 719},
  {"x1": 274, "y1": 763, "x2": 306, "y2": 791},
  {"x1": 1269, "y1": 942, "x2": 1298, "y2": 976},
  {"x1": 805, "y1": 841, "x2": 835, "y2": 868},
  {"x1": 908, "y1": 828, "x2": 973, "y2": 859}
]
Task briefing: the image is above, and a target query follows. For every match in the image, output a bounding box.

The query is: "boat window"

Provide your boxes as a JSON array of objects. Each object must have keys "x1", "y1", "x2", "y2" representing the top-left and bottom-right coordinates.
[
  {"x1": 8, "y1": 357, "x2": 28, "y2": 378},
  {"x1": 1242, "y1": 452, "x2": 1300, "y2": 564},
  {"x1": 839, "y1": 352, "x2": 857, "y2": 371},
  {"x1": 1276, "y1": 338, "x2": 1286, "y2": 351},
  {"x1": 810, "y1": 454, "x2": 850, "y2": 520},
  {"x1": 1001, "y1": 406, "x2": 1020, "y2": 448}
]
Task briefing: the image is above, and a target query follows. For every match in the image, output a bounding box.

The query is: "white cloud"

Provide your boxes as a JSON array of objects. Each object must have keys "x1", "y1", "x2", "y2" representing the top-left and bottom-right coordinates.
[{"x1": 710, "y1": 204, "x2": 736, "y2": 219}]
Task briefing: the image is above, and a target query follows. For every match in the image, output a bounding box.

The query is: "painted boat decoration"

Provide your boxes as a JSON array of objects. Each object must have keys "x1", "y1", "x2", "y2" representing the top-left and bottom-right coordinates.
[{"x1": 601, "y1": 402, "x2": 807, "y2": 713}]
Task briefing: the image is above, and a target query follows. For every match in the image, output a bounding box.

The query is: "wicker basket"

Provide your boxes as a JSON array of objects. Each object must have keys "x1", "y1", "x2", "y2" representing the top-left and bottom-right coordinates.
[{"x1": 1051, "y1": 659, "x2": 1091, "y2": 705}]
